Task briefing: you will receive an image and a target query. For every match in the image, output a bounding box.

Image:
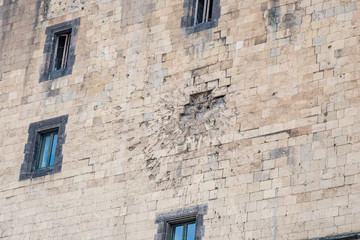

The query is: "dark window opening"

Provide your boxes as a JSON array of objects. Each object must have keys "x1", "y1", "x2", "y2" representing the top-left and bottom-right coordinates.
[
  {"x1": 39, "y1": 18, "x2": 80, "y2": 82},
  {"x1": 181, "y1": 0, "x2": 220, "y2": 34},
  {"x1": 54, "y1": 32, "x2": 71, "y2": 70},
  {"x1": 194, "y1": 0, "x2": 213, "y2": 25}
]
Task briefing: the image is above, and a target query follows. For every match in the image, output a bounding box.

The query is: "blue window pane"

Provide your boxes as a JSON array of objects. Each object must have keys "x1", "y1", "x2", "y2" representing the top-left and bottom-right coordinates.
[
  {"x1": 186, "y1": 223, "x2": 196, "y2": 240},
  {"x1": 49, "y1": 133, "x2": 58, "y2": 166},
  {"x1": 174, "y1": 226, "x2": 184, "y2": 240},
  {"x1": 40, "y1": 135, "x2": 51, "y2": 168}
]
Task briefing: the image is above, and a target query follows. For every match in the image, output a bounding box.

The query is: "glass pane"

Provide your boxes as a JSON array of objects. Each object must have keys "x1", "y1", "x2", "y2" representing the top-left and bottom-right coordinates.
[
  {"x1": 49, "y1": 133, "x2": 58, "y2": 166},
  {"x1": 173, "y1": 226, "x2": 184, "y2": 240},
  {"x1": 186, "y1": 223, "x2": 196, "y2": 240},
  {"x1": 40, "y1": 135, "x2": 51, "y2": 168},
  {"x1": 54, "y1": 35, "x2": 67, "y2": 70}
]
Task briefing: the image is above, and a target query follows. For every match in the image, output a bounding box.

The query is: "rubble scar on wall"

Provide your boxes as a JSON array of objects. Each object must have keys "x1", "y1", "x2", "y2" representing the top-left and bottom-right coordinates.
[{"x1": 180, "y1": 90, "x2": 225, "y2": 121}]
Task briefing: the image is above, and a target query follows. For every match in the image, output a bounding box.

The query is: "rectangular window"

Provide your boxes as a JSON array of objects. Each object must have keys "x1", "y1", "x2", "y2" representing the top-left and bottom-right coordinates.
[
  {"x1": 155, "y1": 205, "x2": 207, "y2": 240},
  {"x1": 54, "y1": 32, "x2": 71, "y2": 70},
  {"x1": 40, "y1": 18, "x2": 80, "y2": 82},
  {"x1": 20, "y1": 115, "x2": 68, "y2": 181},
  {"x1": 181, "y1": 0, "x2": 220, "y2": 34},
  {"x1": 193, "y1": 0, "x2": 213, "y2": 25},
  {"x1": 35, "y1": 131, "x2": 58, "y2": 170},
  {"x1": 171, "y1": 222, "x2": 196, "y2": 240},
  {"x1": 311, "y1": 232, "x2": 360, "y2": 240}
]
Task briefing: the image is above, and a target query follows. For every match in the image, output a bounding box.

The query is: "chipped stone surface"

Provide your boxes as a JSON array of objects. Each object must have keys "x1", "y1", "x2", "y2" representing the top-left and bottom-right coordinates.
[{"x1": 1, "y1": 0, "x2": 360, "y2": 240}]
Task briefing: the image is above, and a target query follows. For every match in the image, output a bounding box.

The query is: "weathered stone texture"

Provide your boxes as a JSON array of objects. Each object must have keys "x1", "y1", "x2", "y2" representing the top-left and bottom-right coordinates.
[{"x1": 1, "y1": 0, "x2": 360, "y2": 239}]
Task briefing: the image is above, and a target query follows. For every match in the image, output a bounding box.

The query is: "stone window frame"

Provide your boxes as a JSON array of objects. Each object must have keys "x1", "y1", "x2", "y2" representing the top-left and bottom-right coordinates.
[
  {"x1": 39, "y1": 18, "x2": 80, "y2": 82},
  {"x1": 154, "y1": 204, "x2": 207, "y2": 240},
  {"x1": 19, "y1": 115, "x2": 68, "y2": 181},
  {"x1": 311, "y1": 232, "x2": 360, "y2": 240},
  {"x1": 181, "y1": 0, "x2": 221, "y2": 34}
]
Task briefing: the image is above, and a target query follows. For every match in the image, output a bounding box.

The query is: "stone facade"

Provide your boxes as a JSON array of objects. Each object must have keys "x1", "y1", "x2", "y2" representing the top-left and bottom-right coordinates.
[{"x1": 1, "y1": 0, "x2": 360, "y2": 239}]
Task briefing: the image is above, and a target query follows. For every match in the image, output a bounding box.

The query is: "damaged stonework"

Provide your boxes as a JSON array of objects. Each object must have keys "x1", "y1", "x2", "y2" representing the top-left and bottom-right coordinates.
[
  {"x1": 135, "y1": 86, "x2": 228, "y2": 189},
  {"x1": 44, "y1": 0, "x2": 85, "y2": 18},
  {"x1": 180, "y1": 90, "x2": 225, "y2": 121}
]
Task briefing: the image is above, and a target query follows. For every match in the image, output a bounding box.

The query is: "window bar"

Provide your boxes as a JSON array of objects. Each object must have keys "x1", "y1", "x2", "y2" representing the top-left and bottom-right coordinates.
[
  {"x1": 182, "y1": 223, "x2": 188, "y2": 240},
  {"x1": 202, "y1": 0, "x2": 208, "y2": 23},
  {"x1": 205, "y1": 0, "x2": 211, "y2": 22},
  {"x1": 194, "y1": 0, "x2": 199, "y2": 26},
  {"x1": 65, "y1": 34, "x2": 71, "y2": 67}
]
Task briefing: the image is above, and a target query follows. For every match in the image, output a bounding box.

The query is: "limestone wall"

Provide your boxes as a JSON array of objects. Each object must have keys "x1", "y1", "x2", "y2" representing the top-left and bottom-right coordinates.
[{"x1": 0, "y1": 0, "x2": 360, "y2": 239}]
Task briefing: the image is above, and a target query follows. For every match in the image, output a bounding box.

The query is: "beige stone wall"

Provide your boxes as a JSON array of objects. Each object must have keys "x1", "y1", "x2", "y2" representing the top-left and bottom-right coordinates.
[{"x1": 1, "y1": 0, "x2": 360, "y2": 239}]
